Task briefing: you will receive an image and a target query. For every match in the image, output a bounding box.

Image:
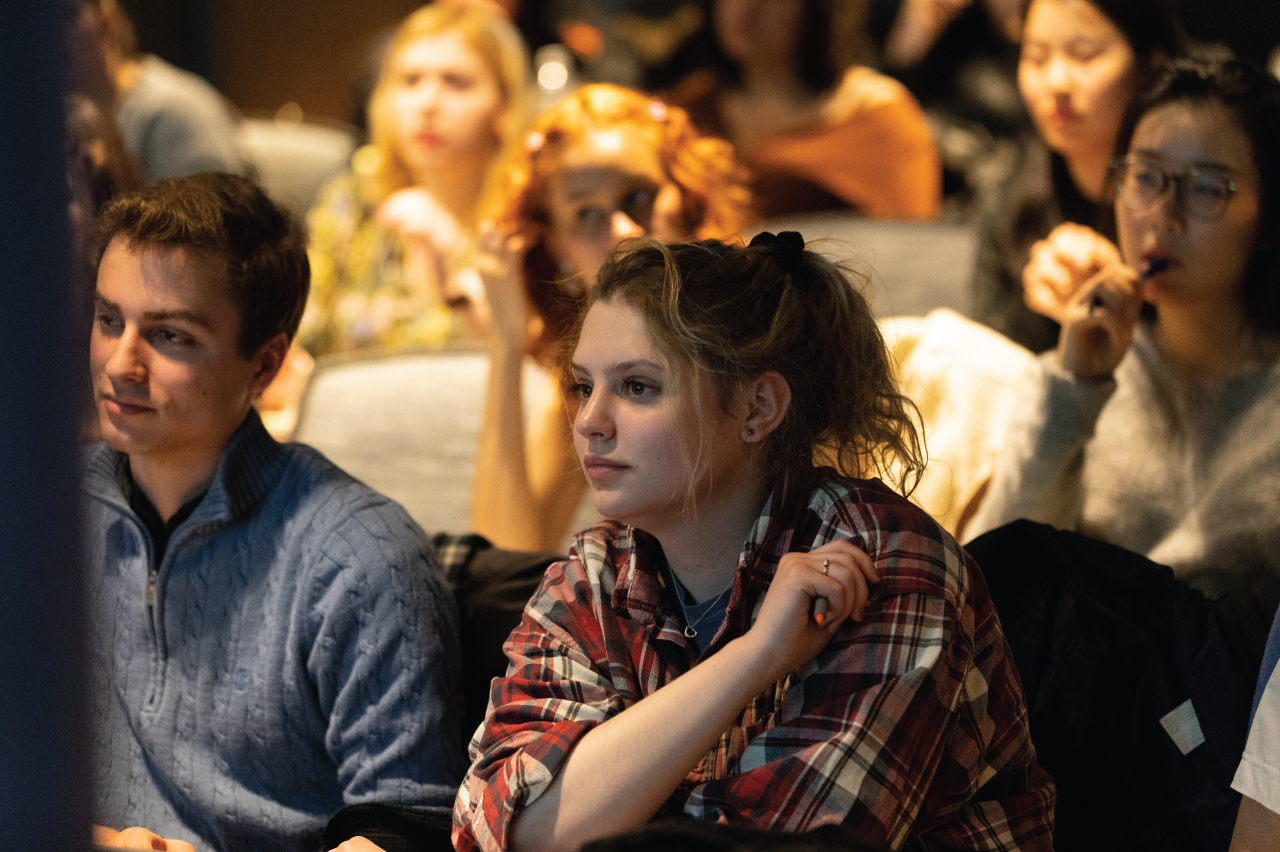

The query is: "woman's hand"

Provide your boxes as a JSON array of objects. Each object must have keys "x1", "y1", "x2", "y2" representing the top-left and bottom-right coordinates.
[
  {"x1": 327, "y1": 837, "x2": 387, "y2": 852},
  {"x1": 1056, "y1": 263, "x2": 1143, "y2": 381},
  {"x1": 376, "y1": 187, "x2": 461, "y2": 251},
  {"x1": 741, "y1": 540, "x2": 879, "y2": 684},
  {"x1": 1023, "y1": 223, "x2": 1125, "y2": 323},
  {"x1": 475, "y1": 224, "x2": 532, "y2": 351},
  {"x1": 92, "y1": 825, "x2": 196, "y2": 852}
]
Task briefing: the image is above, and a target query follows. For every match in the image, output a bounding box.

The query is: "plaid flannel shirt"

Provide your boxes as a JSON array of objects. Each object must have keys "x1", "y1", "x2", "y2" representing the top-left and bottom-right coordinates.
[{"x1": 453, "y1": 471, "x2": 1054, "y2": 851}]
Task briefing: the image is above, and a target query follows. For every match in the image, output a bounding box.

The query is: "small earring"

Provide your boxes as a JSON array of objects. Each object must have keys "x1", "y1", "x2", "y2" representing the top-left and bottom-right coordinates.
[{"x1": 746, "y1": 428, "x2": 755, "y2": 436}]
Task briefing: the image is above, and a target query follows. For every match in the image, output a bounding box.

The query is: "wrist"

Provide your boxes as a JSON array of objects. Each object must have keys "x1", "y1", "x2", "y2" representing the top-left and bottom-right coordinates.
[{"x1": 722, "y1": 633, "x2": 790, "y2": 695}]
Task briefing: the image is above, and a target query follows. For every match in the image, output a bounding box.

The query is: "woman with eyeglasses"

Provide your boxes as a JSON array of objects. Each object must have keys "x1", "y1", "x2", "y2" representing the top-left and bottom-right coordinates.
[
  {"x1": 969, "y1": 58, "x2": 1280, "y2": 592},
  {"x1": 971, "y1": 0, "x2": 1183, "y2": 352}
]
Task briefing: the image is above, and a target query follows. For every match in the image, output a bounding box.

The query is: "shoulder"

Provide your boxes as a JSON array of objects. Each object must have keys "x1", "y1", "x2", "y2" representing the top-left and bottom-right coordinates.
[
  {"x1": 267, "y1": 443, "x2": 435, "y2": 571},
  {"x1": 808, "y1": 474, "x2": 970, "y2": 602},
  {"x1": 824, "y1": 65, "x2": 924, "y2": 125},
  {"x1": 127, "y1": 55, "x2": 232, "y2": 118}
]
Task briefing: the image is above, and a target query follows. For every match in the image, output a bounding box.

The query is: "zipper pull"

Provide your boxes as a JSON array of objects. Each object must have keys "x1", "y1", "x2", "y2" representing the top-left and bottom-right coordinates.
[{"x1": 146, "y1": 572, "x2": 157, "y2": 608}]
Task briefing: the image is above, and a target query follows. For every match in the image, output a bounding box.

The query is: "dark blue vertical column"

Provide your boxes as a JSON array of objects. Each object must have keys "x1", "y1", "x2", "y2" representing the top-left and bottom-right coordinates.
[{"x1": 0, "y1": 3, "x2": 92, "y2": 852}]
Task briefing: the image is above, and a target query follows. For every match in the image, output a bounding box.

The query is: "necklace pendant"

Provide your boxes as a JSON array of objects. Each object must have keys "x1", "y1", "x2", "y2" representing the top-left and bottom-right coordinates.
[{"x1": 683, "y1": 624, "x2": 697, "y2": 639}]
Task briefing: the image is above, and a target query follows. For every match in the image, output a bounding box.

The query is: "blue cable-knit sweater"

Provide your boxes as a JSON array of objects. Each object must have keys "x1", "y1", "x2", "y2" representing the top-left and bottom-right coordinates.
[{"x1": 83, "y1": 411, "x2": 466, "y2": 852}]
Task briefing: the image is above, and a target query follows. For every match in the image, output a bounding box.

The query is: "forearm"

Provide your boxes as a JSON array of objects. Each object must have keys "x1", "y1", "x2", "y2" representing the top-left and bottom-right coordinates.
[
  {"x1": 510, "y1": 636, "x2": 778, "y2": 852},
  {"x1": 472, "y1": 341, "x2": 543, "y2": 550},
  {"x1": 1230, "y1": 795, "x2": 1280, "y2": 852},
  {"x1": 967, "y1": 356, "x2": 1113, "y2": 539}
]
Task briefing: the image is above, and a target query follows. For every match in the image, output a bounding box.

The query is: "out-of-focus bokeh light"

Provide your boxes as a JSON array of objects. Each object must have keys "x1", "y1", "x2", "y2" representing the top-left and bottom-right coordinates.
[{"x1": 538, "y1": 60, "x2": 570, "y2": 92}]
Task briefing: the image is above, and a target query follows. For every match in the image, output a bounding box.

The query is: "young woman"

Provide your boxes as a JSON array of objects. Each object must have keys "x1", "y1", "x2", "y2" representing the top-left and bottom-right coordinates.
[
  {"x1": 299, "y1": 1, "x2": 531, "y2": 355},
  {"x1": 454, "y1": 234, "x2": 1055, "y2": 850},
  {"x1": 470, "y1": 84, "x2": 750, "y2": 551},
  {"x1": 971, "y1": 58, "x2": 1280, "y2": 593},
  {"x1": 971, "y1": 0, "x2": 1182, "y2": 351},
  {"x1": 671, "y1": 0, "x2": 940, "y2": 220}
]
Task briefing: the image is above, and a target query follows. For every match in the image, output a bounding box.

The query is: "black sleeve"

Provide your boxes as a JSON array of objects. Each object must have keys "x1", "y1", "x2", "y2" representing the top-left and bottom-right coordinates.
[{"x1": 321, "y1": 802, "x2": 454, "y2": 852}]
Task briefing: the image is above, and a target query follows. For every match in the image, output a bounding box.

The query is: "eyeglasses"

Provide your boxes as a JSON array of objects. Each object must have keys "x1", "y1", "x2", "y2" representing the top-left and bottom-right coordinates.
[{"x1": 1112, "y1": 157, "x2": 1238, "y2": 222}]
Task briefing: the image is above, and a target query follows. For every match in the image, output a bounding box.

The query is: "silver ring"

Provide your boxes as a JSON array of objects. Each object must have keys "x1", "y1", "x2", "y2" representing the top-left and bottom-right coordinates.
[{"x1": 822, "y1": 559, "x2": 829, "y2": 575}]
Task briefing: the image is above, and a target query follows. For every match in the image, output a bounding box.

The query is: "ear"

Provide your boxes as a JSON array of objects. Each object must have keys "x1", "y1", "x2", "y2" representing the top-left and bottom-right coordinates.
[
  {"x1": 741, "y1": 371, "x2": 791, "y2": 442},
  {"x1": 249, "y1": 332, "x2": 291, "y2": 398}
]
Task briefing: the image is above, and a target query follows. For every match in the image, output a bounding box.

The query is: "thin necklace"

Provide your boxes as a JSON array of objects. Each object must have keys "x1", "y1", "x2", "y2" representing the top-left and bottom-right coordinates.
[{"x1": 667, "y1": 566, "x2": 733, "y2": 639}]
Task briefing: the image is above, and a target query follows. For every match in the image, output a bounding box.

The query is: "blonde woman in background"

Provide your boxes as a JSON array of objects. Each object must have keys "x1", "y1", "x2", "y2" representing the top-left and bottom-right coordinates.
[
  {"x1": 471, "y1": 84, "x2": 750, "y2": 552},
  {"x1": 300, "y1": 0, "x2": 531, "y2": 356}
]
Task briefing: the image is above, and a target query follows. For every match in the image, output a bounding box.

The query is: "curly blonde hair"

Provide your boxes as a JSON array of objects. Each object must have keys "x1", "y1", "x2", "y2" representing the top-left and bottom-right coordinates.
[
  {"x1": 366, "y1": 0, "x2": 531, "y2": 215},
  {"x1": 497, "y1": 84, "x2": 751, "y2": 360}
]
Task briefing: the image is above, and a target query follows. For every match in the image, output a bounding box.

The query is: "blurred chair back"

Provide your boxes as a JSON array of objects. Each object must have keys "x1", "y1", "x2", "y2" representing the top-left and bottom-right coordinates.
[
  {"x1": 292, "y1": 349, "x2": 599, "y2": 541},
  {"x1": 238, "y1": 116, "x2": 356, "y2": 213},
  {"x1": 750, "y1": 213, "x2": 977, "y2": 319}
]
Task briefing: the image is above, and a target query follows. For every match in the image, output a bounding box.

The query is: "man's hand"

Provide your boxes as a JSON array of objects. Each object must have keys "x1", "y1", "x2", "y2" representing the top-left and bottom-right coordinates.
[{"x1": 93, "y1": 824, "x2": 196, "y2": 852}]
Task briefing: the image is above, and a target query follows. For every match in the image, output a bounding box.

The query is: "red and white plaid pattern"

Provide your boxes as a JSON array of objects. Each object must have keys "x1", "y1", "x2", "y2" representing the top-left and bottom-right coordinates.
[{"x1": 453, "y1": 471, "x2": 1055, "y2": 851}]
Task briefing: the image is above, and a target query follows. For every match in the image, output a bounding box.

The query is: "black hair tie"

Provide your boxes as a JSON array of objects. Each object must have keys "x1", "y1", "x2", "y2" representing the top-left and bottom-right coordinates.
[{"x1": 749, "y1": 230, "x2": 806, "y2": 277}]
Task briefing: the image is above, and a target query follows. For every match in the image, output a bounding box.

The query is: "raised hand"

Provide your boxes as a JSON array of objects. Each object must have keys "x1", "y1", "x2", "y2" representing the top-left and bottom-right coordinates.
[
  {"x1": 1024, "y1": 222, "x2": 1125, "y2": 323},
  {"x1": 741, "y1": 539, "x2": 879, "y2": 683},
  {"x1": 1056, "y1": 262, "x2": 1143, "y2": 381}
]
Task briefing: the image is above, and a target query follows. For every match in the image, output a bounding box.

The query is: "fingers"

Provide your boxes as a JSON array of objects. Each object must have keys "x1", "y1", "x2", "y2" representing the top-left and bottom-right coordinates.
[
  {"x1": 1058, "y1": 265, "x2": 1141, "y2": 380},
  {"x1": 789, "y1": 540, "x2": 880, "y2": 629},
  {"x1": 329, "y1": 838, "x2": 388, "y2": 852},
  {"x1": 102, "y1": 826, "x2": 177, "y2": 850},
  {"x1": 1024, "y1": 224, "x2": 1124, "y2": 322}
]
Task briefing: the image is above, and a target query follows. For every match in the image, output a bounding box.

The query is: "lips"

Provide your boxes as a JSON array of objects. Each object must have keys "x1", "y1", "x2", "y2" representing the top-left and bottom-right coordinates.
[
  {"x1": 415, "y1": 130, "x2": 443, "y2": 148},
  {"x1": 101, "y1": 393, "x2": 154, "y2": 416},
  {"x1": 581, "y1": 454, "x2": 627, "y2": 480}
]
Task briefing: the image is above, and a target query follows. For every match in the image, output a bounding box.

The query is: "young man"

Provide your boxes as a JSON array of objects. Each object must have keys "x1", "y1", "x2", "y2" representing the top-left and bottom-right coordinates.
[{"x1": 84, "y1": 173, "x2": 465, "y2": 852}]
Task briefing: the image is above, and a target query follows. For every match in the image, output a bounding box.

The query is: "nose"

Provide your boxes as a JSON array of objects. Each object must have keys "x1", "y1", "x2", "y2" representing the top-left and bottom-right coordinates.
[
  {"x1": 1044, "y1": 55, "x2": 1070, "y2": 91},
  {"x1": 1150, "y1": 179, "x2": 1189, "y2": 233},
  {"x1": 103, "y1": 326, "x2": 148, "y2": 386},
  {"x1": 610, "y1": 211, "x2": 646, "y2": 245},
  {"x1": 574, "y1": 387, "x2": 615, "y2": 443}
]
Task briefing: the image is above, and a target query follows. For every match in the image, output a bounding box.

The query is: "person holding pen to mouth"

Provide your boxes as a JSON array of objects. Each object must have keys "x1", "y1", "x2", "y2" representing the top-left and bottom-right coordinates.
[
  {"x1": 968, "y1": 59, "x2": 1280, "y2": 591},
  {"x1": 435, "y1": 233, "x2": 1055, "y2": 852}
]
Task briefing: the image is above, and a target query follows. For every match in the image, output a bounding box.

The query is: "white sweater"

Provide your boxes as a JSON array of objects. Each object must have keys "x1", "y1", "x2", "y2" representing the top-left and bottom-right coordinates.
[{"x1": 968, "y1": 325, "x2": 1280, "y2": 597}]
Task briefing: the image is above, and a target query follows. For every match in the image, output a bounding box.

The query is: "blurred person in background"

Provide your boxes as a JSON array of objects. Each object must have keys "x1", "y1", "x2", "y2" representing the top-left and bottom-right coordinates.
[
  {"x1": 968, "y1": 60, "x2": 1280, "y2": 847},
  {"x1": 300, "y1": 0, "x2": 531, "y2": 357},
  {"x1": 669, "y1": 0, "x2": 940, "y2": 220},
  {"x1": 971, "y1": 0, "x2": 1183, "y2": 352},
  {"x1": 96, "y1": 0, "x2": 247, "y2": 182},
  {"x1": 470, "y1": 84, "x2": 750, "y2": 552}
]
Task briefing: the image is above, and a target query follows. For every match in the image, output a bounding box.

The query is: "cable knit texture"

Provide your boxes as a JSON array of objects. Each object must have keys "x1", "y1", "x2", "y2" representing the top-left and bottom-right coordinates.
[{"x1": 84, "y1": 411, "x2": 466, "y2": 852}]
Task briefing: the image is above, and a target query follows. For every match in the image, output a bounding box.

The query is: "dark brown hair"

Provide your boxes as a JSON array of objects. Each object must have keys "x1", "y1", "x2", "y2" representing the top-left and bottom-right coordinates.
[
  {"x1": 566, "y1": 236, "x2": 925, "y2": 494},
  {"x1": 96, "y1": 173, "x2": 310, "y2": 357}
]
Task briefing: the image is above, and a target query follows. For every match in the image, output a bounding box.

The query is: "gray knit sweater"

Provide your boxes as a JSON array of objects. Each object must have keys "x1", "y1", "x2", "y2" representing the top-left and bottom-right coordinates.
[
  {"x1": 968, "y1": 326, "x2": 1280, "y2": 596},
  {"x1": 83, "y1": 412, "x2": 466, "y2": 852}
]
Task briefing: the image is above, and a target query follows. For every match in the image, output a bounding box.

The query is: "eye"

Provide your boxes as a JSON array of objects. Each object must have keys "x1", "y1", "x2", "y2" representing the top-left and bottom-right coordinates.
[
  {"x1": 94, "y1": 310, "x2": 122, "y2": 334},
  {"x1": 442, "y1": 72, "x2": 475, "y2": 91},
  {"x1": 574, "y1": 206, "x2": 610, "y2": 229},
  {"x1": 622, "y1": 378, "x2": 657, "y2": 398},
  {"x1": 151, "y1": 327, "x2": 194, "y2": 347},
  {"x1": 1020, "y1": 43, "x2": 1049, "y2": 65},
  {"x1": 1190, "y1": 172, "x2": 1231, "y2": 201},
  {"x1": 1065, "y1": 39, "x2": 1105, "y2": 62},
  {"x1": 400, "y1": 71, "x2": 422, "y2": 88},
  {"x1": 622, "y1": 188, "x2": 656, "y2": 226},
  {"x1": 567, "y1": 381, "x2": 592, "y2": 400}
]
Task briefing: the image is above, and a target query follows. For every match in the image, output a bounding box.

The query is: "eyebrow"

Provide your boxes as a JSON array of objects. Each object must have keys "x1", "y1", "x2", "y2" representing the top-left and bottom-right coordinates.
[
  {"x1": 562, "y1": 169, "x2": 654, "y2": 202},
  {"x1": 93, "y1": 294, "x2": 216, "y2": 331},
  {"x1": 571, "y1": 358, "x2": 664, "y2": 375},
  {"x1": 1132, "y1": 149, "x2": 1238, "y2": 173}
]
